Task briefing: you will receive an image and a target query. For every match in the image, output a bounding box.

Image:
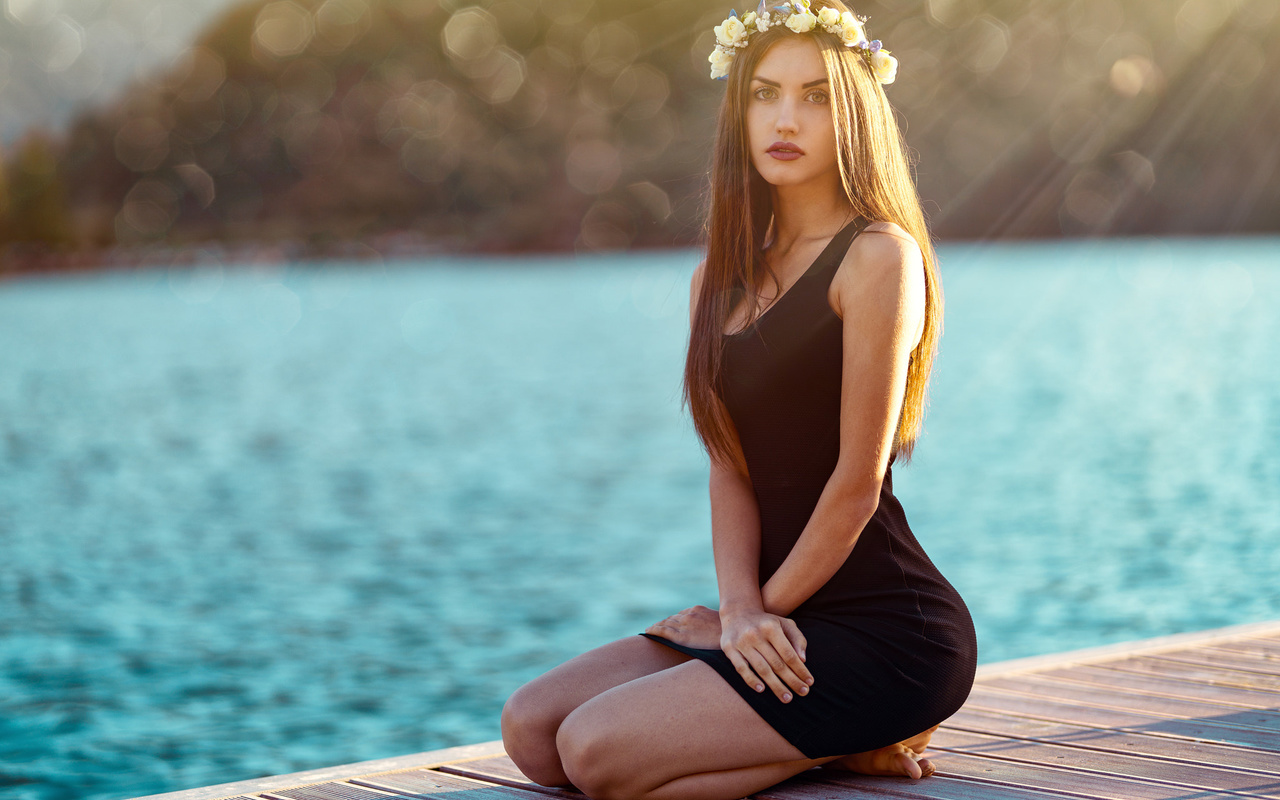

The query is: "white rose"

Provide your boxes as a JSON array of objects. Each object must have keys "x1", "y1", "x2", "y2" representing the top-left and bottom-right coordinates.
[
  {"x1": 817, "y1": 7, "x2": 840, "y2": 29},
  {"x1": 838, "y1": 12, "x2": 866, "y2": 46},
  {"x1": 709, "y1": 46, "x2": 735, "y2": 79},
  {"x1": 785, "y1": 9, "x2": 817, "y2": 32},
  {"x1": 714, "y1": 16, "x2": 749, "y2": 47},
  {"x1": 870, "y1": 49, "x2": 898, "y2": 84}
]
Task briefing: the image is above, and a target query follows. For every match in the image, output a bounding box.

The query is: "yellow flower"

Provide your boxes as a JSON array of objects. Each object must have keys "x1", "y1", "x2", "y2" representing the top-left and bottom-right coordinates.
[
  {"x1": 742, "y1": 10, "x2": 757, "y2": 28},
  {"x1": 714, "y1": 15, "x2": 749, "y2": 47},
  {"x1": 785, "y1": 9, "x2": 817, "y2": 32},
  {"x1": 870, "y1": 49, "x2": 897, "y2": 84},
  {"x1": 838, "y1": 12, "x2": 866, "y2": 46},
  {"x1": 709, "y1": 46, "x2": 735, "y2": 79}
]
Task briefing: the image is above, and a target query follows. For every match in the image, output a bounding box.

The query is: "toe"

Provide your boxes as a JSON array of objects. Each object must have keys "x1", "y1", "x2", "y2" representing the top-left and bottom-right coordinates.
[{"x1": 892, "y1": 752, "x2": 922, "y2": 780}]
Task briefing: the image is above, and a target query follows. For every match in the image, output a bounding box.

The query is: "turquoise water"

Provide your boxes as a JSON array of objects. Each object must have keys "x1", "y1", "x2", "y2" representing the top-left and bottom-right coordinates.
[{"x1": 2, "y1": 238, "x2": 1278, "y2": 799}]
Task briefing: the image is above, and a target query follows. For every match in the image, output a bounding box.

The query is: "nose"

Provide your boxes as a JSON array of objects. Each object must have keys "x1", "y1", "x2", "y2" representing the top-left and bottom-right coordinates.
[{"x1": 775, "y1": 96, "x2": 799, "y2": 137}]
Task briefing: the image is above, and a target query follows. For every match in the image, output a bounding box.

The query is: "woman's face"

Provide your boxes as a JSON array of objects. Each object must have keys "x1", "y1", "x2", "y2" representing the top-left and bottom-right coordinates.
[{"x1": 746, "y1": 36, "x2": 840, "y2": 188}]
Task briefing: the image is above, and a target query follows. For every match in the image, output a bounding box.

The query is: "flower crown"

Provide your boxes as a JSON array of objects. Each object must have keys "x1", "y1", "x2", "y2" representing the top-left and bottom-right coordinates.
[{"x1": 708, "y1": 0, "x2": 898, "y2": 85}]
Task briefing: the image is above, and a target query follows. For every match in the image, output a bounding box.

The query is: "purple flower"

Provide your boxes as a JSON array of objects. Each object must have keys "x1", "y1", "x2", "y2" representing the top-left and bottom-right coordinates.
[{"x1": 869, "y1": 39, "x2": 882, "y2": 53}]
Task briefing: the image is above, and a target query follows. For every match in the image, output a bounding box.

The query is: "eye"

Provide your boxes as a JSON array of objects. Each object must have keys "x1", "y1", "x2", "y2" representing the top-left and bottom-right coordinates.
[
  {"x1": 807, "y1": 89, "x2": 829, "y2": 103},
  {"x1": 752, "y1": 86, "x2": 776, "y2": 100}
]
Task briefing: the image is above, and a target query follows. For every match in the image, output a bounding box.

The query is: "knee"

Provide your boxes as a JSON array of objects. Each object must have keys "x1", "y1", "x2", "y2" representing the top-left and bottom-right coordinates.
[
  {"x1": 501, "y1": 685, "x2": 569, "y2": 787},
  {"x1": 556, "y1": 709, "x2": 644, "y2": 800}
]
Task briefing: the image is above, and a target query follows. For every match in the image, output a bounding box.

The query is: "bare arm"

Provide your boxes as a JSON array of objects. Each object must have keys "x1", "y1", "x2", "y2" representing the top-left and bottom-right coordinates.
[
  {"x1": 646, "y1": 262, "x2": 763, "y2": 644},
  {"x1": 759, "y1": 225, "x2": 926, "y2": 618}
]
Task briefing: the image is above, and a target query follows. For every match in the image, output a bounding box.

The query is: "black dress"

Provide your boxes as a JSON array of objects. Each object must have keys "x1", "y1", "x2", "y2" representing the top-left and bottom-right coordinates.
[{"x1": 640, "y1": 217, "x2": 977, "y2": 759}]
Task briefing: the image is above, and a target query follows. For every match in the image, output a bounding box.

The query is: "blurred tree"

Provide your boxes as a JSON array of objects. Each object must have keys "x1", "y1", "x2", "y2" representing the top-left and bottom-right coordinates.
[
  {"x1": 15, "y1": 0, "x2": 1280, "y2": 255},
  {"x1": 1, "y1": 131, "x2": 75, "y2": 248},
  {"x1": 0, "y1": 140, "x2": 10, "y2": 236}
]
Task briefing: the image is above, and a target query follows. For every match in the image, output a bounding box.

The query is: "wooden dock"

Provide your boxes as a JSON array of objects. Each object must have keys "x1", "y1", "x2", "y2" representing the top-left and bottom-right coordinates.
[{"x1": 136, "y1": 620, "x2": 1280, "y2": 800}]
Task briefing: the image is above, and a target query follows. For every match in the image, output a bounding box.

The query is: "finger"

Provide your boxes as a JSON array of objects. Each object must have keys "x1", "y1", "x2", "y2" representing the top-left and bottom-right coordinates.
[
  {"x1": 782, "y1": 618, "x2": 809, "y2": 663},
  {"x1": 743, "y1": 647, "x2": 795, "y2": 702},
  {"x1": 773, "y1": 624, "x2": 814, "y2": 686},
  {"x1": 724, "y1": 647, "x2": 767, "y2": 694},
  {"x1": 764, "y1": 648, "x2": 811, "y2": 698},
  {"x1": 767, "y1": 627, "x2": 814, "y2": 692}
]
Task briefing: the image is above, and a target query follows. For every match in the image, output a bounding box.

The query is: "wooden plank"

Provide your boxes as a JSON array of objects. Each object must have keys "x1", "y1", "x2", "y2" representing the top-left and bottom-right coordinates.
[
  {"x1": 263, "y1": 784, "x2": 417, "y2": 800},
  {"x1": 1036, "y1": 663, "x2": 1280, "y2": 708},
  {"x1": 435, "y1": 755, "x2": 565, "y2": 790},
  {"x1": 1209, "y1": 639, "x2": 1280, "y2": 659},
  {"x1": 353, "y1": 768, "x2": 551, "y2": 799},
  {"x1": 962, "y1": 686, "x2": 1280, "y2": 749},
  {"x1": 819, "y1": 751, "x2": 1206, "y2": 800},
  {"x1": 933, "y1": 727, "x2": 1280, "y2": 798},
  {"x1": 1103, "y1": 655, "x2": 1280, "y2": 693},
  {"x1": 922, "y1": 749, "x2": 1269, "y2": 800},
  {"x1": 446, "y1": 751, "x2": 1077, "y2": 800},
  {"x1": 432, "y1": 758, "x2": 581, "y2": 798},
  {"x1": 943, "y1": 708, "x2": 1280, "y2": 775},
  {"x1": 980, "y1": 675, "x2": 1280, "y2": 730},
  {"x1": 127, "y1": 741, "x2": 508, "y2": 800},
  {"x1": 974, "y1": 621, "x2": 1280, "y2": 679},
  {"x1": 1154, "y1": 649, "x2": 1280, "y2": 677},
  {"x1": 758, "y1": 770, "x2": 1073, "y2": 799}
]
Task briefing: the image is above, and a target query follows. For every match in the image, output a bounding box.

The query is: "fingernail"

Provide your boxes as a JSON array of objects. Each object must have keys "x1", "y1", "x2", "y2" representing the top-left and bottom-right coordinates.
[
  {"x1": 782, "y1": 692, "x2": 791, "y2": 702},
  {"x1": 798, "y1": 685, "x2": 807, "y2": 695},
  {"x1": 756, "y1": 684, "x2": 764, "y2": 692}
]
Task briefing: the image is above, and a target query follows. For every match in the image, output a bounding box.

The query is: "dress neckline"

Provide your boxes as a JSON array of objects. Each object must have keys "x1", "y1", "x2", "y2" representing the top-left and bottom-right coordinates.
[{"x1": 723, "y1": 217, "x2": 863, "y2": 338}]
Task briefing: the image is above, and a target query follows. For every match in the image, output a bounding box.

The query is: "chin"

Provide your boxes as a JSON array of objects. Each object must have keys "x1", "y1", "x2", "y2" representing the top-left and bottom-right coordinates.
[{"x1": 757, "y1": 166, "x2": 819, "y2": 186}]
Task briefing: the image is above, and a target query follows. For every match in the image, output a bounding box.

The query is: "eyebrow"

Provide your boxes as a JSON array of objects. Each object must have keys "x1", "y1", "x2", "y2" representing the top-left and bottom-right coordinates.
[{"x1": 752, "y1": 76, "x2": 829, "y2": 88}]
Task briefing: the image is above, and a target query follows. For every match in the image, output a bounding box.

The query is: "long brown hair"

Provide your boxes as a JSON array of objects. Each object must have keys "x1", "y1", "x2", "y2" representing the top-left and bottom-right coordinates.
[{"x1": 683, "y1": 0, "x2": 942, "y2": 474}]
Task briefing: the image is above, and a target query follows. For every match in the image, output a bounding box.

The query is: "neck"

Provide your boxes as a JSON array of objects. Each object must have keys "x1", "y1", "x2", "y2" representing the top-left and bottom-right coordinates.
[{"x1": 766, "y1": 172, "x2": 855, "y2": 251}]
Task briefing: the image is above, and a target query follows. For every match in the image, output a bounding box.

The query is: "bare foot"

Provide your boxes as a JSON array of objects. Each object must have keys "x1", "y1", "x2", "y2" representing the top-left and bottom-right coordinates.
[{"x1": 821, "y1": 725, "x2": 939, "y2": 780}]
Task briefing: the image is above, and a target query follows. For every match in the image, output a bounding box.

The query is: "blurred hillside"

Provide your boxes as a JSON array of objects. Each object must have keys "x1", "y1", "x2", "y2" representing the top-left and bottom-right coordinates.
[
  {"x1": 0, "y1": 0, "x2": 240, "y2": 147},
  {"x1": 1, "y1": 0, "x2": 1277, "y2": 264}
]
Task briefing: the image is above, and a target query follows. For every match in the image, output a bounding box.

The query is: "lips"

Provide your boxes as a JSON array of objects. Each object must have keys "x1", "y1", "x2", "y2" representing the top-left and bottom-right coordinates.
[{"x1": 767, "y1": 141, "x2": 805, "y2": 154}]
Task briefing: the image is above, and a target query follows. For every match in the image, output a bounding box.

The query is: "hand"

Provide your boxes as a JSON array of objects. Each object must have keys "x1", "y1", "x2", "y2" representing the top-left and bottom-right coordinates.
[
  {"x1": 644, "y1": 605, "x2": 723, "y2": 649},
  {"x1": 720, "y1": 608, "x2": 813, "y2": 704}
]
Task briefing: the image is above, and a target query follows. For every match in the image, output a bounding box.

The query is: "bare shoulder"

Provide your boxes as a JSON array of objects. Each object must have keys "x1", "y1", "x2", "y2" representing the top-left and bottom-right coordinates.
[
  {"x1": 850, "y1": 221, "x2": 922, "y2": 272},
  {"x1": 830, "y1": 220, "x2": 925, "y2": 324}
]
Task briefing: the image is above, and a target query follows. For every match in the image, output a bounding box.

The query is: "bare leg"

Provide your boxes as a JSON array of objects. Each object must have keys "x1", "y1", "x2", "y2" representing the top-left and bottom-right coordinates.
[
  {"x1": 501, "y1": 635, "x2": 694, "y2": 787},
  {"x1": 554, "y1": 658, "x2": 849, "y2": 800}
]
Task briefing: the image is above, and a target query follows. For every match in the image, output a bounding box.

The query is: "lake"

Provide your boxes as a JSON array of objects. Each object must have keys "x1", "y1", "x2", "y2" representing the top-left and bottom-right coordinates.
[{"x1": 2, "y1": 237, "x2": 1278, "y2": 800}]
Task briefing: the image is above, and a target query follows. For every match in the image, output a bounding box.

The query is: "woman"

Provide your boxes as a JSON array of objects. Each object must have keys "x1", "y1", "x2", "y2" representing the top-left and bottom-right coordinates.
[{"x1": 500, "y1": 2, "x2": 977, "y2": 798}]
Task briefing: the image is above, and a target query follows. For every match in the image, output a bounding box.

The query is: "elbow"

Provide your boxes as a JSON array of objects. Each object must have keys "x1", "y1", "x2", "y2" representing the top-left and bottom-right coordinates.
[
  {"x1": 838, "y1": 491, "x2": 880, "y2": 552},
  {"x1": 836, "y1": 476, "x2": 882, "y2": 533},
  {"x1": 849, "y1": 488, "x2": 880, "y2": 528}
]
